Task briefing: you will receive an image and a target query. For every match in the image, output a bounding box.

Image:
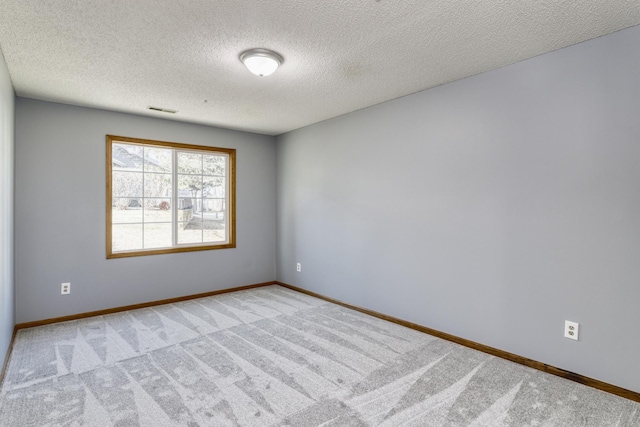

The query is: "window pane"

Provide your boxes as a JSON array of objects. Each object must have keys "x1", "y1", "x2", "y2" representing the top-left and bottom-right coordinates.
[
  {"x1": 144, "y1": 223, "x2": 172, "y2": 249},
  {"x1": 144, "y1": 172, "x2": 172, "y2": 198},
  {"x1": 112, "y1": 224, "x2": 143, "y2": 251},
  {"x1": 202, "y1": 198, "x2": 224, "y2": 215},
  {"x1": 143, "y1": 198, "x2": 172, "y2": 223},
  {"x1": 178, "y1": 220, "x2": 203, "y2": 244},
  {"x1": 203, "y1": 217, "x2": 226, "y2": 243},
  {"x1": 203, "y1": 177, "x2": 224, "y2": 197},
  {"x1": 143, "y1": 147, "x2": 172, "y2": 173},
  {"x1": 177, "y1": 152, "x2": 202, "y2": 175},
  {"x1": 112, "y1": 171, "x2": 143, "y2": 197},
  {"x1": 112, "y1": 198, "x2": 143, "y2": 223},
  {"x1": 112, "y1": 144, "x2": 143, "y2": 172},
  {"x1": 204, "y1": 229, "x2": 226, "y2": 243},
  {"x1": 178, "y1": 174, "x2": 202, "y2": 196},
  {"x1": 203, "y1": 154, "x2": 225, "y2": 176}
]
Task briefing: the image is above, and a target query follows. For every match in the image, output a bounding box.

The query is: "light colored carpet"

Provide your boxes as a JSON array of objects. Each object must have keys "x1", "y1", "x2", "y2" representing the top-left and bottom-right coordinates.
[{"x1": 0, "y1": 285, "x2": 638, "y2": 426}]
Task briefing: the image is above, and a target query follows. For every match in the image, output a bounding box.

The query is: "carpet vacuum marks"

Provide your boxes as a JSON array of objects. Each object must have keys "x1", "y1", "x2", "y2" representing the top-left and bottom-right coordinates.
[{"x1": 1, "y1": 286, "x2": 638, "y2": 426}]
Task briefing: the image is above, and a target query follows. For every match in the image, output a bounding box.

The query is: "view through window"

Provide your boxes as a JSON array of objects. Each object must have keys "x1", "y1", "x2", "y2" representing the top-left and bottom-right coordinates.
[{"x1": 107, "y1": 135, "x2": 235, "y2": 258}]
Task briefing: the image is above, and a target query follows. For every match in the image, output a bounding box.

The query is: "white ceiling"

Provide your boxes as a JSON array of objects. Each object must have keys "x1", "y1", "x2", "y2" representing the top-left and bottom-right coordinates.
[{"x1": 1, "y1": 1, "x2": 639, "y2": 136}]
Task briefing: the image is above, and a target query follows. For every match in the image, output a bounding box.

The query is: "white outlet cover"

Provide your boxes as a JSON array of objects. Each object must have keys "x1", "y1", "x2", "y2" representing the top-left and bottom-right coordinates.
[
  {"x1": 296, "y1": 263, "x2": 301, "y2": 272},
  {"x1": 564, "y1": 320, "x2": 579, "y2": 340},
  {"x1": 61, "y1": 282, "x2": 71, "y2": 295}
]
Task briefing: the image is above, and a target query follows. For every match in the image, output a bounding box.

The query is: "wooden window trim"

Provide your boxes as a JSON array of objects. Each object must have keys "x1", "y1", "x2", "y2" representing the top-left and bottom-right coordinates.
[{"x1": 106, "y1": 135, "x2": 236, "y2": 259}]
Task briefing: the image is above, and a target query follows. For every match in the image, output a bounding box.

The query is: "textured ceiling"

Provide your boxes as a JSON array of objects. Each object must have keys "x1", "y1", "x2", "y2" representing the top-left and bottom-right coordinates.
[{"x1": 1, "y1": 1, "x2": 639, "y2": 136}]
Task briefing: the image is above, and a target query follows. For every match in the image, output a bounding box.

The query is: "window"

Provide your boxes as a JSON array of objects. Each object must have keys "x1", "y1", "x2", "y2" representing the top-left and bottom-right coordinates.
[{"x1": 106, "y1": 135, "x2": 235, "y2": 258}]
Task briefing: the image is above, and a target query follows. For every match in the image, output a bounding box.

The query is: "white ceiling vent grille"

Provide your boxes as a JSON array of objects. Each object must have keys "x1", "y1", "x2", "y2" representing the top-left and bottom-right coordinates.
[{"x1": 147, "y1": 106, "x2": 177, "y2": 114}]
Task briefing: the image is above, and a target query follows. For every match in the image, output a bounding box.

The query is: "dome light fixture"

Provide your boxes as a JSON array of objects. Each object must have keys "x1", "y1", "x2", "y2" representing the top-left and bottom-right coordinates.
[{"x1": 240, "y1": 48, "x2": 284, "y2": 77}]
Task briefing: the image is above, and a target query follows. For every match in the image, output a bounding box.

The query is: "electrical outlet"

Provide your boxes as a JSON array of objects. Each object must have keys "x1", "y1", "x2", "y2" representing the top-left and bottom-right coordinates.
[
  {"x1": 296, "y1": 263, "x2": 301, "y2": 272},
  {"x1": 564, "y1": 320, "x2": 579, "y2": 340},
  {"x1": 61, "y1": 282, "x2": 71, "y2": 295}
]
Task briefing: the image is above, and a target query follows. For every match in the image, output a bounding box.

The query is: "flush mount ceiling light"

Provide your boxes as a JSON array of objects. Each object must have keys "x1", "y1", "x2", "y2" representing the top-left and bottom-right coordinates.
[{"x1": 240, "y1": 48, "x2": 284, "y2": 77}]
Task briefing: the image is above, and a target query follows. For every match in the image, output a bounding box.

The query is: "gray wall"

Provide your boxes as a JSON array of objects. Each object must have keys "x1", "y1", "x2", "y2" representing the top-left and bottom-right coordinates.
[
  {"x1": 0, "y1": 51, "x2": 15, "y2": 369},
  {"x1": 276, "y1": 25, "x2": 640, "y2": 393},
  {"x1": 15, "y1": 99, "x2": 276, "y2": 323}
]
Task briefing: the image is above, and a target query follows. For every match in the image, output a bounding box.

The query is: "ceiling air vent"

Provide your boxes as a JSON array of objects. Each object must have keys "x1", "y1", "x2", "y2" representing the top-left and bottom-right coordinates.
[{"x1": 147, "y1": 106, "x2": 177, "y2": 114}]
